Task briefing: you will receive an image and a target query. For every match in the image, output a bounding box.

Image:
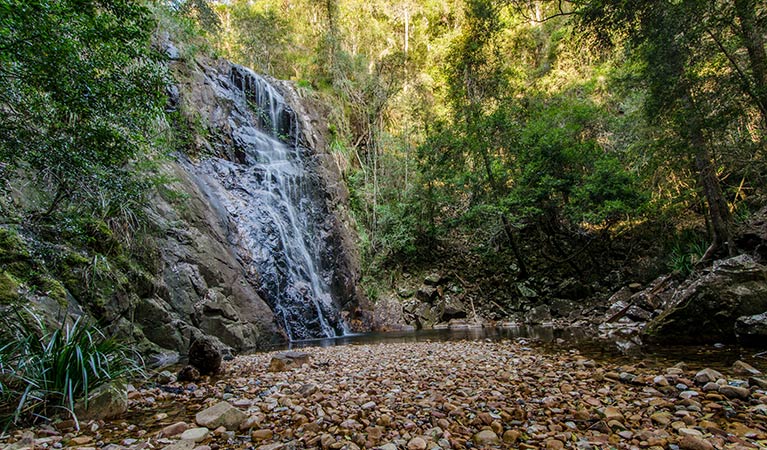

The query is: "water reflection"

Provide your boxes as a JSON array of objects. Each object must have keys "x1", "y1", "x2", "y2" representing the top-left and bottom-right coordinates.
[
  {"x1": 265, "y1": 325, "x2": 766, "y2": 371},
  {"x1": 278, "y1": 324, "x2": 589, "y2": 350}
]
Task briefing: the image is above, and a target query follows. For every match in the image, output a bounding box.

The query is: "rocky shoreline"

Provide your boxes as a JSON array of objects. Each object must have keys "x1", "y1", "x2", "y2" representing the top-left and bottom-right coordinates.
[{"x1": 3, "y1": 339, "x2": 767, "y2": 450}]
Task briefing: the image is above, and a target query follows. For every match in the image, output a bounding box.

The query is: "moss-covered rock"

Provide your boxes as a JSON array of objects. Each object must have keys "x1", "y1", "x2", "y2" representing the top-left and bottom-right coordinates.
[
  {"x1": 35, "y1": 275, "x2": 69, "y2": 306},
  {"x1": 0, "y1": 227, "x2": 33, "y2": 279},
  {"x1": 0, "y1": 271, "x2": 21, "y2": 304}
]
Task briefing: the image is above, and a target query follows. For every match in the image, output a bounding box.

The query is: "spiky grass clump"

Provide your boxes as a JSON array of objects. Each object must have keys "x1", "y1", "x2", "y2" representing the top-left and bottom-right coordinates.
[{"x1": 0, "y1": 311, "x2": 144, "y2": 428}]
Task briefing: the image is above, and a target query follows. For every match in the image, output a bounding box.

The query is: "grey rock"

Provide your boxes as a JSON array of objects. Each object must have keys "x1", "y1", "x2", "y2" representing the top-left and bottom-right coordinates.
[
  {"x1": 625, "y1": 305, "x2": 652, "y2": 321},
  {"x1": 75, "y1": 382, "x2": 127, "y2": 421},
  {"x1": 180, "y1": 427, "x2": 209, "y2": 442},
  {"x1": 195, "y1": 401, "x2": 247, "y2": 430},
  {"x1": 645, "y1": 255, "x2": 767, "y2": 344},
  {"x1": 527, "y1": 304, "x2": 551, "y2": 324},
  {"x1": 694, "y1": 368, "x2": 723, "y2": 384},
  {"x1": 416, "y1": 285, "x2": 439, "y2": 303},
  {"x1": 161, "y1": 442, "x2": 196, "y2": 450},
  {"x1": 424, "y1": 273, "x2": 445, "y2": 286},
  {"x1": 157, "y1": 370, "x2": 175, "y2": 384},
  {"x1": 440, "y1": 295, "x2": 467, "y2": 321},
  {"x1": 735, "y1": 312, "x2": 767, "y2": 346}
]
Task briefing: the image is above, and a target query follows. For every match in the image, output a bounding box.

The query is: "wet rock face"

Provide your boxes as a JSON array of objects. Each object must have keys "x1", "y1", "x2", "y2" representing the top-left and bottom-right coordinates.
[
  {"x1": 643, "y1": 255, "x2": 767, "y2": 344},
  {"x1": 158, "y1": 58, "x2": 365, "y2": 341},
  {"x1": 129, "y1": 50, "x2": 367, "y2": 351},
  {"x1": 136, "y1": 157, "x2": 285, "y2": 354}
]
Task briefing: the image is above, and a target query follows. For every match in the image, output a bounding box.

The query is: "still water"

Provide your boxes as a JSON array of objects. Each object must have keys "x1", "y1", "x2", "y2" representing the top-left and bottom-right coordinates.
[{"x1": 275, "y1": 325, "x2": 766, "y2": 372}]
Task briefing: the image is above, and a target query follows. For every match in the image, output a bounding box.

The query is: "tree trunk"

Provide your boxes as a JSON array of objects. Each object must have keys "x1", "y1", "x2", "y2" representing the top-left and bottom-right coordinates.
[
  {"x1": 688, "y1": 105, "x2": 733, "y2": 260},
  {"x1": 479, "y1": 145, "x2": 529, "y2": 279},
  {"x1": 735, "y1": 0, "x2": 767, "y2": 125},
  {"x1": 501, "y1": 214, "x2": 529, "y2": 279}
]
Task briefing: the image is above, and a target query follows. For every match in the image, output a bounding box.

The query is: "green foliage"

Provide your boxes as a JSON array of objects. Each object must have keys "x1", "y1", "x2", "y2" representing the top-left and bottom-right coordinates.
[
  {"x1": 217, "y1": 0, "x2": 293, "y2": 76},
  {"x1": 0, "y1": 311, "x2": 143, "y2": 427},
  {"x1": 668, "y1": 238, "x2": 708, "y2": 276},
  {"x1": 173, "y1": 0, "x2": 220, "y2": 31},
  {"x1": 569, "y1": 156, "x2": 647, "y2": 225},
  {"x1": 0, "y1": 0, "x2": 167, "y2": 220},
  {"x1": 0, "y1": 272, "x2": 20, "y2": 305}
]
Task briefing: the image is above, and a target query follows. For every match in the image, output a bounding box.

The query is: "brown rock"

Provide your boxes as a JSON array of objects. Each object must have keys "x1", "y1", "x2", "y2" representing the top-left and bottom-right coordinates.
[
  {"x1": 503, "y1": 430, "x2": 521, "y2": 443},
  {"x1": 546, "y1": 439, "x2": 565, "y2": 450},
  {"x1": 251, "y1": 429, "x2": 273, "y2": 441},
  {"x1": 720, "y1": 385, "x2": 750, "y2": 400},
  {"x1": 71, "y1": 436, "x2": 93, "y2": 445},
  {"x1": 732, "y1": 360, "x2": 761, "y2": 376},
  {"x1": 407, "y1": 437, "x2": 427, "y2": 450},
  {"x1": 161, "y1": 422, "x2": 190, "y2": 438},
  {"x1": 268, "y1": 352, "x2": 310, "y2": 372},
  {"x1": 177, "y1": 365, "x2": 200, "y2": 382},
  {"x1": 603, "y1": 406, "x2": 625, "y2": 422},
  {"x1": 651, "y1": 412, "x2": 673, "y2": 426},
  {"x1": 473, "y1": 430, "x2": 500, "y2": 446},
  {"x1": 678, "y1": 435, "x2": 715, "y2": 450}
]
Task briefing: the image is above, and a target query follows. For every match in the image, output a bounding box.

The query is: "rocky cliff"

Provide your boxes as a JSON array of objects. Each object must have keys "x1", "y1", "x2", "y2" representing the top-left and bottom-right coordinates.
[{"x1": 0, "y1": 48, "x2": 368, "y2": 360}]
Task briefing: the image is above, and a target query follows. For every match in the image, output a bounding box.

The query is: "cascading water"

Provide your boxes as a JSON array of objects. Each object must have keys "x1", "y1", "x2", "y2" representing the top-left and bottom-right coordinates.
[{"x1": 192, "y1": 65, "x2": 349, "y2": 341}]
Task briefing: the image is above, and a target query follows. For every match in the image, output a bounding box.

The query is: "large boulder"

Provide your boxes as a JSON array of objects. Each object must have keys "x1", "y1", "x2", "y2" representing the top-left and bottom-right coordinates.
[
  {"x1": 268, "y1": 351, "x2": 310, "y2": 372},
  {"x1": 644, "y1": 255, "x2": 767, "y2": 344},
  {"x1": 526, "y1": 304, "x2": 552, "y2": 324},
  {"x1": 735, "y1": 312, "x2": 767, "y2": 346},
  {"x1": 188, "y1": 336, "x2": 222, "y2": 375},
  {"x1": 370, "y1": 295, "x2": 407, "y2": 331}
]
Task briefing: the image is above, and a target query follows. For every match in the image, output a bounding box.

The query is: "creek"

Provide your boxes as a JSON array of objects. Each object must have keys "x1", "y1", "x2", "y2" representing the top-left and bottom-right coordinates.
[{"x1": 277, "y1": 325, "x2": 766, "y2": 372}]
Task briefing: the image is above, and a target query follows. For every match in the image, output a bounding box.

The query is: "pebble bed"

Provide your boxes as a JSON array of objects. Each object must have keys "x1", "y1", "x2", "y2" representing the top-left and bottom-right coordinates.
[{"x1": 3, "y1": 340, "x2": 767, "y2": 449}]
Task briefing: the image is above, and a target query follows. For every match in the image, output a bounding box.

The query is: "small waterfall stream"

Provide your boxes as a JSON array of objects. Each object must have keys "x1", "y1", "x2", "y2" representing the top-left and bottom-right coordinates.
[{"x1": 193, "y1": 65, "x2": 349, "y2": 341}]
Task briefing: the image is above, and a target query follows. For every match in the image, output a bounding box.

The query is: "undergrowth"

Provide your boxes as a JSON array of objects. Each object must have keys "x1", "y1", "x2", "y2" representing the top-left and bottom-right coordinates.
[{"x1": 0, "y1": 311, "x2": 144, "y2": 429}]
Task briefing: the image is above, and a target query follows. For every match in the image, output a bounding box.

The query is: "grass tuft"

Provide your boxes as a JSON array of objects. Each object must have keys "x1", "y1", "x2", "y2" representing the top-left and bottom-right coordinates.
[{"x1": 0, "y1": 310, "x2": 144, "y2": 429}]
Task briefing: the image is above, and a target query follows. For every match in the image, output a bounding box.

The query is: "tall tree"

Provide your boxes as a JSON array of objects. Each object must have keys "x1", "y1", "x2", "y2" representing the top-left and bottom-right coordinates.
[
  {"x1": 0, "y1": 0, "x2": 166, "y2": 219},
  {"x1": 577, "y1": 0, "x2": 737, "y2": 260}
]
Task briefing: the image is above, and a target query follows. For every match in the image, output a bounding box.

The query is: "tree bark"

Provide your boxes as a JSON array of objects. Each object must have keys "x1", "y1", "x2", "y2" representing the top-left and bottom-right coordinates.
[
  {"x1": 735, "y1": 0, "x2": 767, "y2": 125},
  {"x1": 479, "y1": 144, "x2": 529, "y2": 279},
  {"x1": 688, "y1": 101, "x2": 733, "y2": 260}
]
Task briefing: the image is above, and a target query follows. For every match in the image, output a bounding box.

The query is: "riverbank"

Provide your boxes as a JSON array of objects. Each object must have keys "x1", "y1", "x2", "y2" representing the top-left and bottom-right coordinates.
[{"x1": 3, "y1": 339, "x2": 766, "y2": 449}]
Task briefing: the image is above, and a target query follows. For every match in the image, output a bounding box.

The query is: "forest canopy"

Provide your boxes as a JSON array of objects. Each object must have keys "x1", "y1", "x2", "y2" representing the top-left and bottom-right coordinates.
[
  {"x1": 206, "y1": 0, "x2": 765, "y2": 283},
  {"x1": 1, "y1": 0, "x2": 765, "y2": 289}
]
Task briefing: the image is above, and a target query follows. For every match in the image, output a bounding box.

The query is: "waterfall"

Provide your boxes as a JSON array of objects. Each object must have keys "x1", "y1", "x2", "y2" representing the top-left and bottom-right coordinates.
[{"x1": 194, "y1": 65, "x2": 349, "y2": 341}]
